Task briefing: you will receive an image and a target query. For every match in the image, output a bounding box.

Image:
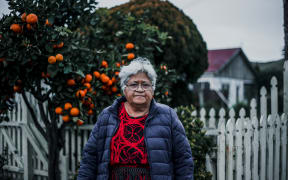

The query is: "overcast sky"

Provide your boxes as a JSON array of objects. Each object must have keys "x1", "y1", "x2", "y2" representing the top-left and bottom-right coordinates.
[{"x1": 0, "y1": 0, "x2": 284, "y2": 62}]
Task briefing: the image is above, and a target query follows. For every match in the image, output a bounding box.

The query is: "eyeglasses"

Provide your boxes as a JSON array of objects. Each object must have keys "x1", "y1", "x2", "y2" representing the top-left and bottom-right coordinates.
[{"x1": 126, "y1": 83, "x2": 153, "y2": 91}]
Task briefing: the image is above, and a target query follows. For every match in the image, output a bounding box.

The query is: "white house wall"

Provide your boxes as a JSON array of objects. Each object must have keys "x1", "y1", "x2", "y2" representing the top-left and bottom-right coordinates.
[{"x1": 198, "y1": 77, "x2": 244, "y2": 107}]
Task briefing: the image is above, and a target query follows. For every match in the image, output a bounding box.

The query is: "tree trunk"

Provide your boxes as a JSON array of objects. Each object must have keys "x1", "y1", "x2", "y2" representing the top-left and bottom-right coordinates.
[
  {"x1": 47, "y1": 124, "x2": 62, "y2": 180},
  {"x1": 284, "y1": 0, "x2": 288, "y2": 59}
]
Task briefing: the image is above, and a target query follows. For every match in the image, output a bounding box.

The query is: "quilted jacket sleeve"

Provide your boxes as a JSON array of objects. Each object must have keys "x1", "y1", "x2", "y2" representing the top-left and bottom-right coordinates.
[
  {"x1": 77, "y1": 116, "x2": 101, "y2": 180},
  {"x1": 171, "y1": 109, "x2": 194, "y2": 180}
]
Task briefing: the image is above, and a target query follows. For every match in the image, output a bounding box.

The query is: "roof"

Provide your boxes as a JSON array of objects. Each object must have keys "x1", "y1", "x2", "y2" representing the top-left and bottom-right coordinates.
[{"x1": 207, "y1": 48, "x2": 241, "y2": 72}]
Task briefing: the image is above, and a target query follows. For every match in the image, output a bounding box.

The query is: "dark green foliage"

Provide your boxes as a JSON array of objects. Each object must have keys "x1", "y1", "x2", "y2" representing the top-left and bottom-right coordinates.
[
  {"x1": 176, "y1": 105, "x2": 213, "y2": 180},
  {"x1": 103, "y1": 0, "x2": 208, "y2": 106},
  {"x1": 252, "y1": 59, "x2": 285, "y2": 114}
]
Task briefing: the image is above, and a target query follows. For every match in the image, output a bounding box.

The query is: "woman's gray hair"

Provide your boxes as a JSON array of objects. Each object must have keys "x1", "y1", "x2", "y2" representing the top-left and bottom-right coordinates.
[{"x1": 119, "y1": 57, "x2": 157, "y2": 91}]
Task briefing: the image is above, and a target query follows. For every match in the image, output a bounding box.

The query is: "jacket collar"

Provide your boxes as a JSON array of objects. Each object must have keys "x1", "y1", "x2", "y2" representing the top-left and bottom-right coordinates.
[{"x1": 108, "y1": 96, "x2": 159, "y2": 119}]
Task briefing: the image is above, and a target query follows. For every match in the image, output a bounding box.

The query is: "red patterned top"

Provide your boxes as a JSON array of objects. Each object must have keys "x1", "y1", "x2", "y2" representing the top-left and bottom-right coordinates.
[{"x1": 110, "y1": 102, "x2": 149, "y2": 166}]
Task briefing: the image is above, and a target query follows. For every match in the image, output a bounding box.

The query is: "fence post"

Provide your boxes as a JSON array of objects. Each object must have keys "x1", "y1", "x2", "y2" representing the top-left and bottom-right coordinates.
[
  {"x1": 284, "y1": 61, "x2": 288, "y2": 115},
  {"x1": 22, "y1": 92, "x2": 33, "y2": 180},
  {"x1": 235, "y1": 110, "x2": 244, "y2": 180},
  {"x1": 22, "y1": 130, "x2": 33, "y2": 180},
  {"x1": 60, "y1": 149, "x2": 69, "y2": 180},
  {"x1": 217, "y1": 109, "x2": 226, "y2": 180},
  {"x1": 281, "y1": 114, "x2": 287, "y2": 180},
  {"x1": 267, "y1": 115, "x2": 274, "y2": 180},
  {"x1": 271, "y1": 77, "x2": 278, "y2": 116}
]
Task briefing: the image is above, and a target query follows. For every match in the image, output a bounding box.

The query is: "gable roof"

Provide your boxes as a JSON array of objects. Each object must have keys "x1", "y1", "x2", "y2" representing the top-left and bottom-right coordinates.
[{"x1": 207, "y1": 48, "x2": 241, "y2": 72}]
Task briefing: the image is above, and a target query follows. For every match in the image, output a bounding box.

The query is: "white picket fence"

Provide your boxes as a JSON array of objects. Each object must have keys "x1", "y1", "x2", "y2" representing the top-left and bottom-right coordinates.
[{"x1": 0, "y1": 62, "x2": 287, "y2": 180}]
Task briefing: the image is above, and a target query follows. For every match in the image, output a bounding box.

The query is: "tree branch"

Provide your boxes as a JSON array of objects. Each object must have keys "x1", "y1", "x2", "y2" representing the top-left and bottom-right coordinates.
[
  {"x1": 22, "y1": 92, "x2": 48, "y2": 141},
  {"x1": 42, "y1": 89, "x2": 52, "y2": 101},
  {"x1": 38, "y1": 101, "x2": 50, "y2": 128}
]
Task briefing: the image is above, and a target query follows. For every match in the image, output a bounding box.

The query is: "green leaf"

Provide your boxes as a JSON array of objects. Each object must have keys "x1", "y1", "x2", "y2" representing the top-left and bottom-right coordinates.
[
  {"x1": 45, "y1": 44, "x2": 53, "y2": 53},
  {"x1": 48, "y1": 17, "x2": 55, "y2": 24},
  {"x1": 115, "y1": 31, "x2": 124, "y2": 37},
  {"x1": 155, "y1": 45, "x2": 163, "y2": 53},
  {"x1": 73, "y1": 70, "x2": 85, "y2": 78},
  {"x1": 3, "y1": 17, "x2": 13, "y2": 25},
  {"x1": 47, "y1": 64, "x2": 59, "y2": 78},
  {"x1": 64, "y1": 64, "x2": 72, "y2": 74}
]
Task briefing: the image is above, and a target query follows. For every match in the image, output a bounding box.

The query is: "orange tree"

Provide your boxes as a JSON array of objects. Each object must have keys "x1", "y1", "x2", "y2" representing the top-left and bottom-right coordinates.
[
  {"x1": 103, "y1": 0, "x2": 208, "y2": 107},
  {"x1": 0, "y1": 0, "x2": 176, "y2": 179}
]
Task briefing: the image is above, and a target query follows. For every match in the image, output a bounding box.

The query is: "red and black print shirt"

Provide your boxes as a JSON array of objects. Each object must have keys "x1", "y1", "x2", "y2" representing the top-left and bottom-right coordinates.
[{"x1": 110, "y1": 102, "x2": 149, "y2": 166}]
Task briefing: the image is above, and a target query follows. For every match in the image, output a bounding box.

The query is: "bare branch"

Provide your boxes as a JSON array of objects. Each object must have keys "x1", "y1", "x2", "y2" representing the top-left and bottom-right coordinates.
[
  {"x1": 42, "y1": 89, "x2": 52, "y2": 101},
  {"x1": 21, "y1": 92, "x2": 48, "y2": 141}
]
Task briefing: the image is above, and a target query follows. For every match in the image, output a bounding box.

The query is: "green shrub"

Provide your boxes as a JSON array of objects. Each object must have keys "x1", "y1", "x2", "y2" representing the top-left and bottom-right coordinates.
[{"x1": 176, "y1": 105, "x2": 213, "y2": 180}]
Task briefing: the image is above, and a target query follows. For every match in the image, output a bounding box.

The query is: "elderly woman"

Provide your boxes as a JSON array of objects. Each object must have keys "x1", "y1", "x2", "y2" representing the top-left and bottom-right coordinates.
[{"x1": 78, "y1": 57, "x2": 194, "y2": 180}]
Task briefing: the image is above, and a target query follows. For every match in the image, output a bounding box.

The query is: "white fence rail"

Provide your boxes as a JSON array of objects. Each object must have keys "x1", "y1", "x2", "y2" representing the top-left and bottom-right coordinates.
[{"x1": 0, "y1": 61, "x2": 288, "y2": 180}]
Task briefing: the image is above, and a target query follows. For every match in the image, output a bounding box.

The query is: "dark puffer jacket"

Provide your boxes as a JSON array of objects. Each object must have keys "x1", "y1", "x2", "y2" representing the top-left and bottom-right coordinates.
[{"x1": 77, "y1": 97, "x2": 194, "y2": 180}]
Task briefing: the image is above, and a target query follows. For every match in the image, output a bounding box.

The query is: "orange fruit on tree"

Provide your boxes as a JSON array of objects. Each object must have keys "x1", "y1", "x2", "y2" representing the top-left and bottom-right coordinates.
[
  {"x1": 93, "y1": 71, "x2": 100, "y2": 78},
  {"x1": 111, "y1": 86, "x2": 118, "y2": 93},
  {"x1": 10, "y1": 24, "x2": 22, "y2": 33},
  {"x1": 121, "y1": 60, "x2": 125, "y2": 65},
  {"x1": 70, "y1": 107, "x2": 80, "y2": 117},
  {"x1": 165, "y1": 91, "x2": 169, "y2": 96},
  {"x1": 21, "y1": 13, "x2": 27, "y2": 22},
  {"x1": 77, "y1": 119, "x2": 84, "y2": 126},
  {"x1": 64, "y1": 102, "x2": 72, "y2": 110},
  {"x1": 100, "y1": 73, "x2": 109, "y2": 83},
  {"x1": 62, "y1": 115, "x2": 70, "y2": 122},
  {"x1": 106, "y1": 80, "x2": 113, "y2": 86},
  {"x1": 84, "y1": 83, "x2": 91, "y2": 89},
  {"x1": 115, "y1": 71, "x2": 119, "y2": 76},
  {"x1": 125, "y1": 43, "x2": 134, "y2": 50},
  {"x1": 116, "y1": 62, "x2": 121, "y2": 68},
  {"x1": 55, "y1": 107, "x2": 63, "y2": 115},
  {"x1": 0, "y1": 58, "x2": 5, "y2": 62},
  {"x1": 67, "y1": 79, "x2": 76, "y2": 86},
  {"x1": 111, "y1": 77, "x2": 116, "y2": 83},
  {"x1": 90, "y1": 103, "x2": 95, "y2": 109},
  {"x1": 41, "y1": 72, "x2": 46, "y2": 78},
  {"x1": 127, "y1": 53, "x2": 135, "y2": 60},
  {"x1": 56, "y1": 54, "x2": 63, "y2": 61},
  {"x1": 116, "y1": 93, "x2": 122, "y2": 97},
  {"x1": 76, "y1": 90, "x2": 86, "y2": 98},
  {"x1": 48, "y1": 56, "x2": 56, "y2": 64},
  {"x1": 26, "y1": 24, "x2": 32, "y2": 30},
  {"x1": 101, "y1": 60, "x2": 108, "y2": 68},
  {"x1": 26, "y1": 13, "x2": 38, "y2": 24},
  {"x1": 57, "y1": 42, "x2": 64, "y2": 48},
  {"x1": 85, "y1": 74, "x2": 93, "y2": 83},
  {"x1": 101, "y1": 85, "x2": 108, "y2": 91},
  {"x1": 87, "y1": 109, "x2": 93, "y2": 116},
  {"x1": 13, "y1": 85, "x2": 21, "y2": 93},
  {"x1": 87, "y1": 87, "x2": 93, "y2": 92},
  {"x1": 45, "y1": 19, "x2": 52, "y2": 26}
]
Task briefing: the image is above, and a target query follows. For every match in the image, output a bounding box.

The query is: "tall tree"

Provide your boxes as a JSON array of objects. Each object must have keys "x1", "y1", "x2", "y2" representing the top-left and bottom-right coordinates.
[{"x1": 102, "y1": 0, "x2": 208, "y2": 107}]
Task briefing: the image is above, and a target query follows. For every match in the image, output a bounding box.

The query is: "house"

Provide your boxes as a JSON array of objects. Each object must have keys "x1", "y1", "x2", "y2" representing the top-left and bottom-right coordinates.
[{"x1": 193, "y1": 48, "x2": 257, "y2": 108}]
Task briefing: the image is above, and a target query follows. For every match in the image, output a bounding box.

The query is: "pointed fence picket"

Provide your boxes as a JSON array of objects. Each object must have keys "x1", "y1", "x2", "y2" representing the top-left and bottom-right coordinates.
[{"x1": 201, "y1": 66, "x2": 288, "y2": 180}]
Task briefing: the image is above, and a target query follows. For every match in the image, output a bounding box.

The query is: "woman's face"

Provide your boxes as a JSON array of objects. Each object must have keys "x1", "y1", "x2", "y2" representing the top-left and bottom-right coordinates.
[{"x1": 124, "y1": 72, "x2": 154, "y2": 107}]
